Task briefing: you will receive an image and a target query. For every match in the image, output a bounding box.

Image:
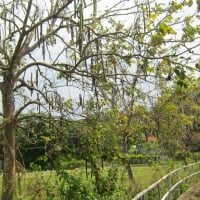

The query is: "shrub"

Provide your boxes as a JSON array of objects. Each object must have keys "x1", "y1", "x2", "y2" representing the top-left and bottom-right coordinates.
[
  {"x1": 128, "y1": 154, "x2": 157, "y2": 164},
  {"x1": 95, "y1": 165, "x2": 118, "y2": 195},
  {"x1": 192, "y1": 152, "x2": 200, "y2": 162},
  {"x1": 56, "y1": 171, "x2": 95, "y2": 200}
]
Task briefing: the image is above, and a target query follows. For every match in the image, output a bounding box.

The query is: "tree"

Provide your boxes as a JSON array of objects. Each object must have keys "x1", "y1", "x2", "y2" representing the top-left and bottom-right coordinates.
[
  {"x1": 16, "y1": 114, "x2": 61, "y2": 170},
  {"x1": 150, "y1": 76, "x2": 200, "y2": 159},
  {"x1": 0, "y1": 0, "x2": 152, "y2": 198},
  {"x1": 85, "y1": 0, "x2": 200, "y2": 185},
  {"x1": 0, "y1": 0, "x2": 133, "y2": 198},
  {"x1": 169, "y1": 78, "x2": 200, "y2": 154}
]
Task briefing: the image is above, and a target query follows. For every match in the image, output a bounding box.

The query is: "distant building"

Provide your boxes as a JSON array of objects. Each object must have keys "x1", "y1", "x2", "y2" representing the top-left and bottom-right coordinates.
[{"x1": 146, "y1": 135, "x2": 157, "y2": 142}]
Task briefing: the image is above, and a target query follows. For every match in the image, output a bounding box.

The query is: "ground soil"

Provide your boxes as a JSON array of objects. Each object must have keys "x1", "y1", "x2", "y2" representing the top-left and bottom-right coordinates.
[{"x1": 177, "y1": 183, "x2": 200, "y2": 200}]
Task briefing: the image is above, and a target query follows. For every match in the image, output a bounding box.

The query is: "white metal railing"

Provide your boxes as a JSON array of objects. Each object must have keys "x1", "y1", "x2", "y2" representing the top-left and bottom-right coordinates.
[
  {"x1": 161, "y1": 171, "x2": 200, "y2": 200},
  {"x1": 132, "y1": 162, "x2": 200, "y2": 200}
]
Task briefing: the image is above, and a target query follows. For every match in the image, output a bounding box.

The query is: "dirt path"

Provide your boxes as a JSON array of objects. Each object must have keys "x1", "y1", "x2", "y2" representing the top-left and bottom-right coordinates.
[{"x1": 177, "y1": 183, "x2": 200, "y2": 200}]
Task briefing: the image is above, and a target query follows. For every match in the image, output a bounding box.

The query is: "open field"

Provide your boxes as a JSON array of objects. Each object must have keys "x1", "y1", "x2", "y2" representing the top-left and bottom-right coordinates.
[{"x1": 0, "y1": 162, "x2": 185, "y2": 200}]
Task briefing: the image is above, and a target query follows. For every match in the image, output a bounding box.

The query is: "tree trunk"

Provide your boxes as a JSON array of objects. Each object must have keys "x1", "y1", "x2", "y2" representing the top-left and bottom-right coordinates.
[
  {"x1": 1, "y1": 72, "x2": 16, "y2": 200},
  {"x1": 126, "y1": 162, "x2": 134, "y2": 181},
  {"x1": 122, "y1": 132, "x2": 135, "y2": 183}
]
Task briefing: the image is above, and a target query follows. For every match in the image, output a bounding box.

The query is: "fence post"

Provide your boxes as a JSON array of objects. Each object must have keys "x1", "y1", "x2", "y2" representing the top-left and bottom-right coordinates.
[
  {"x1": 158, "y1": 183, "x2": 161, "y2": 200},
  {"x1": 175, "y1": 172, "x2": 181, "y2": 197},
  {"x1": 166, "y1": 175, "x2": 172, "y2": 200},
  {"x1": 141, "y1": 194, "x2": 145, "y2": 200}
]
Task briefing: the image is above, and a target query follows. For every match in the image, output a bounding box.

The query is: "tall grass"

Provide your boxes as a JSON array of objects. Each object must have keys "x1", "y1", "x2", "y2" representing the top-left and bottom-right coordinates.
[{"x1": 0, "y1": 161, "x2": 184, "y2": 200}]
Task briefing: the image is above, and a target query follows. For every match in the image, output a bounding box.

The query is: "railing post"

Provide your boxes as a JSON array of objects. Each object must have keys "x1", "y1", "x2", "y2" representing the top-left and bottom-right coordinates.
[
  {"x1": 198, "y1": 163, "x2": 200, "y2": 181},
  {"x1": 176, "y1": 172, "x2": 180, "y2": 197},
  {"x1": 166, "y1": 175, "x2": 172, "y2": 200},
  {"x1": 158, "y1": 183, "x2": 161, "y2": 200}
]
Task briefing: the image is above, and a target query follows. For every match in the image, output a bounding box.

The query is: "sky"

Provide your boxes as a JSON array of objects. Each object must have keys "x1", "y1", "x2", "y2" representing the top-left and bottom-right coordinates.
[{"x1": 0, "y1": 0, "x2": 200, "y2": 117}]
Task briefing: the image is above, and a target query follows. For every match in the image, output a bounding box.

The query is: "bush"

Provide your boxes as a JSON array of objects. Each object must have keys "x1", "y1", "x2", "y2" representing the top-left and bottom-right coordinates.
[
  {"x1": 128, "y1": 154, "x2": 157, "y2": 164},
  {"x1": 56, "y1": 171, "x2": 95, "y2": 200},
  {"x1": 62, "y1": 158, "x2": 85, "y2": 169},
  {"x1": 175, "y1": 150, "x2": 191, "y2": 164},
  {"x1": 192, "y1": 152, "x2": 200, "y2": 162},
  {"x1": 53, "y1": 165, "x2": 126, "y2": 200},
  {"x1": 95, "y1": 165, "x2": 118, "y2": 195}
]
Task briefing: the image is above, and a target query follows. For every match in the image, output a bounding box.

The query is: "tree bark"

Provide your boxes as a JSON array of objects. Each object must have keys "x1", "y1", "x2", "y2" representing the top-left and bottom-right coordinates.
[
  {"x1": 122, "y1": 132, "x2": 135, "y2": 183},
  {"x1": 1, "y1": 71, "x2": 16, "y2": 200}
]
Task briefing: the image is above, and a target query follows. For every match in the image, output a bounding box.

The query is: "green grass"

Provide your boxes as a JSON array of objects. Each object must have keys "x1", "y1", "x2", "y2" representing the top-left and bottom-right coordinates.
[{"x1": 0, "y1": 162, "x2": 185, "y2": 200}]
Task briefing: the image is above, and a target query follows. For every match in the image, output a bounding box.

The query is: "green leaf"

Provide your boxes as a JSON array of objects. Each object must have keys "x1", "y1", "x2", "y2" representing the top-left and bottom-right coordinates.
[
  {"x1": 151, "y1": 34, "x2": 164, "y2": 45},
  {"x1": 40, "y1": 136, "x2": 51, "y2": 142},
  {"x1": 170, "y1": 1, "x2": 183, "y2": 11},
  {"x1": 177, "y1": 80, "x2": 188, "y2": 88},
  {"x1": 167, "y1": 27, "x2": 177, "y2": 35},
  {"x1": 197, "y1": 0, "x2": 200, "y2": 11},
  {"x1": 159, "y1": 23, "x2": 177, "y2": 35},
  {"x1": 159, "y1": 23, "x2": 169, "y2": 34},
  {"x1": 183, "y1": 0, "x2": 193, "y2": 7}
]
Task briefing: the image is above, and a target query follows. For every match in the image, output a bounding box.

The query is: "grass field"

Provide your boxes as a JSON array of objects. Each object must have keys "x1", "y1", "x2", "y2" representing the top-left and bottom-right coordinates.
[{"x1": 0, "y1": 162, "x2": 184, "y2": 200}]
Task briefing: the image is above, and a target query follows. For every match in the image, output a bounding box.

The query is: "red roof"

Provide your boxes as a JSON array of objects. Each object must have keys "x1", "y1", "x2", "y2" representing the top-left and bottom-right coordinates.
[{"x1": 147, "y1": 136, "x2": 156, "y2": 142}]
